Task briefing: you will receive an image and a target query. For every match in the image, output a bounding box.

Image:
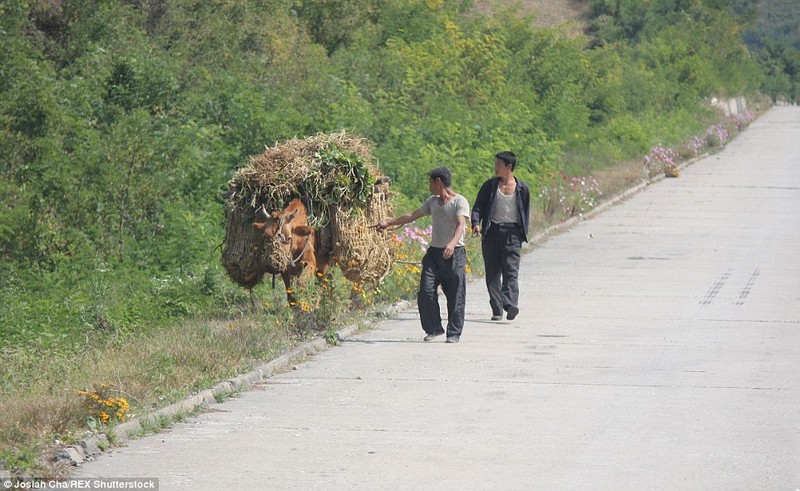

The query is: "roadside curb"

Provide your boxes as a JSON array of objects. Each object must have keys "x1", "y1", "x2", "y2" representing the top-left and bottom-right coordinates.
[{"x1": 61, "y1": 154, "x2": 703, "y2": 468}]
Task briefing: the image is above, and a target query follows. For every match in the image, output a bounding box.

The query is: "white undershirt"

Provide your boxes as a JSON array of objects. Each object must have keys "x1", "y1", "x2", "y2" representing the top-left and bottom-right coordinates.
[{"x1": 491, "y1": 189, "x2": 518, "y2": 224}]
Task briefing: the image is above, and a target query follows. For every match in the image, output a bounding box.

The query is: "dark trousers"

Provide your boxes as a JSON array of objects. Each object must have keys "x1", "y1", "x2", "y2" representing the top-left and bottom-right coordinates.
[
  {"x1": 482, "y1": 224, "x2": 522, "y2": 315},
  {"x1": 418, "y1": 247, "x2": 466, "y2": 338}
]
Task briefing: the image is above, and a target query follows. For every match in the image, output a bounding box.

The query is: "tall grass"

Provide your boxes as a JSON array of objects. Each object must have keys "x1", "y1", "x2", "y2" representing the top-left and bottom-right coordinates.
[{"x1": 0, "y1": 310, "x2": 299, "y2": 476}]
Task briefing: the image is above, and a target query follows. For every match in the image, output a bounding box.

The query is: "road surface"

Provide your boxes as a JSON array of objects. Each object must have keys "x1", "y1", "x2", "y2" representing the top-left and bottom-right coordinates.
[{"x1": 75, "y1": 106, "x2": 800, "y2": 490}]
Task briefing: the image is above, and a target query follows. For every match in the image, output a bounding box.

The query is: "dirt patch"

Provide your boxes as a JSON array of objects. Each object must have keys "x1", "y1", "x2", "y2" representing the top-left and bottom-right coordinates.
[
  {"x1": 592, "y1": 159, "x2": 646, "y2": 198},
  {"x1": 473, "y1": 0, "x2": 590, "y2": 35}
]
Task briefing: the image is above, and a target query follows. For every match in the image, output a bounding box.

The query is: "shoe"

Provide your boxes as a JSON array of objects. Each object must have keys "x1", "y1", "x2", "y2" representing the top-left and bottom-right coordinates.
[
  {"x1": 491, "y1": 314, "x2": 503, "y2": 321},
  {"x1": 506, "y1": 306, "x2": 519, "y2": 320},
  {"x1": 446, "y1": 336, "x2": 460, "y2": 343},
  {"x1": 423, "y1": 332, "x2": 444, "y2": 342}
]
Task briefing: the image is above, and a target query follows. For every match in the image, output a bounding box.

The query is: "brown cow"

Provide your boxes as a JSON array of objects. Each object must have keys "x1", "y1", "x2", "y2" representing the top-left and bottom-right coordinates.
[{"x1": 252, "y1": 198, "x2": 333, "y2": 307}]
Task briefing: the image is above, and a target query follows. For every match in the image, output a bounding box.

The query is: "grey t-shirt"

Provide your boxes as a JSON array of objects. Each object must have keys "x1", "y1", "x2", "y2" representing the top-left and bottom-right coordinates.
[{"x1": 418, "y1": 194, "x2": 471, "y2": 248}]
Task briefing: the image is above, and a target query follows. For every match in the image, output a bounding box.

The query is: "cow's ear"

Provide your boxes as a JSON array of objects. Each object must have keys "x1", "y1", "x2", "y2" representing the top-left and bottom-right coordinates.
[
  {"x1": 252, "y1": 222, "x2": 266, "y2": 230},
  {"x1": 293, "y1": 225, "x2": 313, "y2": 236}
]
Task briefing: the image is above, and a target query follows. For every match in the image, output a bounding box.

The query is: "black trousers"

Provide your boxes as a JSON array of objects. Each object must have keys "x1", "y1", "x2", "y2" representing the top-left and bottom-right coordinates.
[
  {"x1": 482, "y1": 224, "x2": 522, "y2": 315},
  {"x1": 417, "y1": 247, "x2": 466, "y2": 338}
]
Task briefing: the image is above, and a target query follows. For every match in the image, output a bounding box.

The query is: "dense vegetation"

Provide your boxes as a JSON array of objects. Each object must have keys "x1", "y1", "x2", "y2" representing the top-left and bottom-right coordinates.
[
  {"x1": 741, "y1": 0, "x2": 800, "y2": 101},
  {"x1": 0, "y1": 0, "x2": 773, "y2": 350},
  {"x1": 2, "y1": 0, "x2": 789, "y2": 473}
]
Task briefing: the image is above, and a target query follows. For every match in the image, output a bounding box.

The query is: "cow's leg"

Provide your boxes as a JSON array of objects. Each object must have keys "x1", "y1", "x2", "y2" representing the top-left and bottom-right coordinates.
[
  {"x1": 313, "y1": 232, "x2": 334, "y2": 301},
  {"x1": 313, "y1": 268, "x2": 333, "y2": 302},
  {"x1": 309, "y1": 270, "x2": 332, "y2": 308},
  {"x1": 282, "y1": 272, "x2": 299, "y2": 309}
]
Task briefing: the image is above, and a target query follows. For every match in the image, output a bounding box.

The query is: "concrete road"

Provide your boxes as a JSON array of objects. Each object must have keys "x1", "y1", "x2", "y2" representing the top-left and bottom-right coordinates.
[{"x1": 75, "y1": 107, "x2": 800, "y2": 490}]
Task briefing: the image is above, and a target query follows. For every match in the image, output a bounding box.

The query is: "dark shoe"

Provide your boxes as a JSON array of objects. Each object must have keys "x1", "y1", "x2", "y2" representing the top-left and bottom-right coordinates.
[
  {"x1": 491, "y1": 314, "x2": 503, "y2": 321},
  {"x1": 506, "y1": 306, "x2": 519, "y2": 321},
  {"x1": 446, "y1": 336, "x2": 460, "y2": 343},
  {"x1": 423, "y1": 332, "x2": 444, "y2": 342}
]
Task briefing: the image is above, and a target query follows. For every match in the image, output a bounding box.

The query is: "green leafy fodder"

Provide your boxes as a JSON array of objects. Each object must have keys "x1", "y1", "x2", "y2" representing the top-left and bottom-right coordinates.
[{"x1": 225, "y1": 131, "x2": 378, "y2": 228}]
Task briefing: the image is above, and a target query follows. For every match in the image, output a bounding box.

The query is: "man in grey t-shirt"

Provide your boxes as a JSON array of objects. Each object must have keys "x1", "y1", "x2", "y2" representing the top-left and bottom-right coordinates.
[{"x1": 376, "y1": 167, "x2": 470, "y2": 343}]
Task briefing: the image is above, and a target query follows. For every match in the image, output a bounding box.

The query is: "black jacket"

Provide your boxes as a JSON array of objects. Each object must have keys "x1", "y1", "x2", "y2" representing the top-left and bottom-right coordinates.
[{"x1": 470, "y1": 176, "x2": 531, "y2": 242}]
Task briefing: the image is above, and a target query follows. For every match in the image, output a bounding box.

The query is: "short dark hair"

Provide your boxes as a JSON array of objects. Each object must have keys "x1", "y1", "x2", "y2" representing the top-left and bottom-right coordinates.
[
  {"x1": 427, "y1": 166, "x2": 452, "y2": 187},
  {"x1": 495, "y1": 151, "x2": 516, "y2": 171}
]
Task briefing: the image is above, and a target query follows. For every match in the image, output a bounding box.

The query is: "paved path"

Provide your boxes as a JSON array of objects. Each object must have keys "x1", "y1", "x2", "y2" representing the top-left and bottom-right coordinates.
[{"x1": 75, "y1": 107, "x2": 800, "y2": 490}]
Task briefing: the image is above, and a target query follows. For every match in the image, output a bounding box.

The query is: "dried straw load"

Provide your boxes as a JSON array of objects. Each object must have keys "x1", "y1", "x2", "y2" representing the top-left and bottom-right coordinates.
[
  {"x1": 333, "y1": 176, "x2": 393, "y2": 283},
  {"x1": 222, "y1": 131, "x2": 394, "y2": 288},
  {"x1": 222, "y1": 205, "x2": 268, "y2": 289}
]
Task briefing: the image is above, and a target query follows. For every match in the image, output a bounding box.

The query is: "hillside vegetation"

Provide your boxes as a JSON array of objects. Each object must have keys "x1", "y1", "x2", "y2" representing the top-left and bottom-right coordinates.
[
  {"x1": 0, "y1": 0, "x2": 788, "y2": 475},
  {"x1": 747, "y1": 0, "x2": 800, "y2": 48},
  {"x1": 741, "y1": 0, "x2": 800, "y2": 100}
]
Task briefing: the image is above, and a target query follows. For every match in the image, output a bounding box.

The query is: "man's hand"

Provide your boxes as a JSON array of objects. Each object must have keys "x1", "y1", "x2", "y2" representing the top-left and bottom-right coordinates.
[
  {"x1": 472, "y1": 224, "x2": 481, "y2": 237},
  {"x1": 443, "y1": 244, "x2": 455, "y2": 259}
]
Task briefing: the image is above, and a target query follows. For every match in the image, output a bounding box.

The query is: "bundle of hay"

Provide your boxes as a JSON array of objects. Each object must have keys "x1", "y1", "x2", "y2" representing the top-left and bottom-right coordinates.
[
  {"x1": 333, "y1": 176, "x2": 394, "y2": 284},
  {"x1": 222, "y1": 205, "x2": 268, "y2": 289},
  {"x1": 222, "y1": 131, "x2": 394, "y2": 288}
]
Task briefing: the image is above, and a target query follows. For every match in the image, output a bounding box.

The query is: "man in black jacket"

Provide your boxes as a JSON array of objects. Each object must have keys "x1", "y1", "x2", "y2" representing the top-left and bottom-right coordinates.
[{"x1": 470, "y1": 151, "x2": 531, "y2": 321}]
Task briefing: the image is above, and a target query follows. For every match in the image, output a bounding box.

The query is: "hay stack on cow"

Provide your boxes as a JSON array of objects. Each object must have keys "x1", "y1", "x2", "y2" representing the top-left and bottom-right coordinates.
[{"x1": 222, "y1": 131, "x2": 394, "y2": 307}]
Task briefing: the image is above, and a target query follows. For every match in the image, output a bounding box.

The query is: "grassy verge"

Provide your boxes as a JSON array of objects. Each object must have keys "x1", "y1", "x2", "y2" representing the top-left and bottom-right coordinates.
[{"x1": 0, "y1": 308, "x2": 301, "y2": 477}]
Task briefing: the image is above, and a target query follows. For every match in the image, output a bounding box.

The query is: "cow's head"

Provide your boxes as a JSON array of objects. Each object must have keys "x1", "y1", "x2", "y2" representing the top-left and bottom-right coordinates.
[
  {"x1": 252, "y1": 199, "x2": 314, "y2": 274},
  {"x1": 253, "y1": 201, "x2": 304, "y2": 238},
  {"x1": 250, "y1": 198, "x2": 335, "y2": 308}
]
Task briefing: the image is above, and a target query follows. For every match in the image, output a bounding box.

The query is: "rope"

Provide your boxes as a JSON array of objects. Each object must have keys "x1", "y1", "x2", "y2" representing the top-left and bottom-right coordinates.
[{"x1": 288, "y1": 235, "x2": 313, "y2": 267}]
